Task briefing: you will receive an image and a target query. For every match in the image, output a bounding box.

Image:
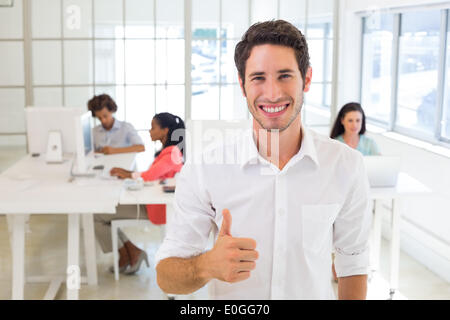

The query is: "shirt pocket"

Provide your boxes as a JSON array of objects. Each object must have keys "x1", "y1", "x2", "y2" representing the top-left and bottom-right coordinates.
[{"x1": 301, "y1": 204, "x2": 340, "y2": 255}]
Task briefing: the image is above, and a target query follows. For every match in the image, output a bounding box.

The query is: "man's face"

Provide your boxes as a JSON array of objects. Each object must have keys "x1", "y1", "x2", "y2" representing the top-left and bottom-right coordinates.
[
  {"x1": 94, "y1": 107, "x2": 114, "y2": 130},
  {"x1": 239, "y1": 44, "x2": 312, "y2": 132}
]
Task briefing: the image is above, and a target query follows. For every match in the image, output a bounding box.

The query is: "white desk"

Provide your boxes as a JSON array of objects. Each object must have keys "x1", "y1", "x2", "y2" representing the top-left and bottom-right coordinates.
[
  {"x1": 0, "y1": 153, "x2": 136, "y2": 300},
  {"x1": 118, "y1": 183, "x2": 175, "y2": 249},
  {"x1": 119, "y1": 183, "x2": 174, "y2": 206},
  {"x1": 369, "y1": 172, "x2": 432, "y2": 299},
  {"x1": 119, "y1": 182, "x2": 175, "y2": 228}
]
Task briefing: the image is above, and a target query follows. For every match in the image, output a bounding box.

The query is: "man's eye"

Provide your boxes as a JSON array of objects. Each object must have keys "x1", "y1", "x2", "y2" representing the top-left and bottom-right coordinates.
[
  {"x1": 252, "y1": 76, "x2": 264, "y2": 81},
  {"x1": 280, "y1": 74, "x2": 291, "y2": 79}
]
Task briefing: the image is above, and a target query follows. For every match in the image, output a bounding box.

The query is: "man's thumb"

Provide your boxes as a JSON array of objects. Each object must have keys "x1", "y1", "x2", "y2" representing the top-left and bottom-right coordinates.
[{"x1": 219, "y1": 209, "x2": 232, "y2": 236}]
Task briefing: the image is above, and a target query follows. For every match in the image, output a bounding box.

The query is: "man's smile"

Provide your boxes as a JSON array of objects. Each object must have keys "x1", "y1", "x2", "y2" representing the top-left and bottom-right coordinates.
[{"x1": 257, "y1": 102, "x2": 290, "y2": 117}]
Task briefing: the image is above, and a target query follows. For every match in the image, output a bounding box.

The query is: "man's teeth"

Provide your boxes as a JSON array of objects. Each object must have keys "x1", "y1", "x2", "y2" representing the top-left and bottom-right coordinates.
[{"x1": 261, "y1": 104, "x2": 288, "y2": 113}]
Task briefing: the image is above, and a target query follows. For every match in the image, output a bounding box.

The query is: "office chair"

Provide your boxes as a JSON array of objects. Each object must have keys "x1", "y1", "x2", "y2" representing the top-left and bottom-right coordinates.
[{"x1": 111, "y1": 212, "x2": 165, "y2": 281}]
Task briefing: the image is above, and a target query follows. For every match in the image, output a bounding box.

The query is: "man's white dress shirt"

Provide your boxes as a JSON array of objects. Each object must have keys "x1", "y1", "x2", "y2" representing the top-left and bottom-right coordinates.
[{"x1": 155, "y1": 126, "x2": 372, "y2": 300}]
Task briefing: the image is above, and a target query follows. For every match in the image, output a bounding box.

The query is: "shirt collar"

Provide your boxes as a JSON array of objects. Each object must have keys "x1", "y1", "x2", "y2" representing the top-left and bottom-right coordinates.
[
  {"x1": 100, "y1": 118, "x2": 121, "y2": 132},
  {"x1": 294, "y1": 126, "x2": 320, "y2": 168},
  {"x1": 238, "y1": 129, "x2": 260, "y2": 169},
  {"x1": 238, "y1": 125, "x2": 320, "y2": 169}
]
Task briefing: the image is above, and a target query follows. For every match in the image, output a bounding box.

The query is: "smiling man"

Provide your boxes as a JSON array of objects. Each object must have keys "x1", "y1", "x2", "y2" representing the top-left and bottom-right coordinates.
[{"x1": 155, "y1": 20, "x2": 371, "y2": 300}]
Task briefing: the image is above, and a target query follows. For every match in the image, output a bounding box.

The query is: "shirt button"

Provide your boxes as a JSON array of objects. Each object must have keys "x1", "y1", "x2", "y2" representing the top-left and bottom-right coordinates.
[{"x1": 278, "y1": 208, "x2": 285, "y2": 216}]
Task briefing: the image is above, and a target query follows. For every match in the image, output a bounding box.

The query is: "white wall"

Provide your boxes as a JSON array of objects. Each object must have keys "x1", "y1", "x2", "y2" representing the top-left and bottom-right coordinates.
[{"x1": 339, "y1": 0, "x2": 450, "y2": 282}]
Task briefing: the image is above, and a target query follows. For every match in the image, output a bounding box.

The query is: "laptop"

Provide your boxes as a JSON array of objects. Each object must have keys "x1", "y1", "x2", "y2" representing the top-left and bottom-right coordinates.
[{"x1": 363, "y1": 156, "x2": 401, "y2": 188}]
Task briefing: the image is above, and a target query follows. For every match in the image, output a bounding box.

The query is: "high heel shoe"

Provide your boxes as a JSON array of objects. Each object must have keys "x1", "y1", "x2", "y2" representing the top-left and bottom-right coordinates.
[
  {"x1": 109, "y1": 262, "x2": 129, "y2": 274},
  {"x1": 124, "y1": 250, "x2": 149, "y2": 275}
]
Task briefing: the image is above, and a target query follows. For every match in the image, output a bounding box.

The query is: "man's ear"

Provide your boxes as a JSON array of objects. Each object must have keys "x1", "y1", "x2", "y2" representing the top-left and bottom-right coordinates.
[
  {"x1": 238, "y1": 75, "x2": 246, "y2": 97},
  {"x1": 303, "y1": 67, "x2": 312, "y2": 92}
]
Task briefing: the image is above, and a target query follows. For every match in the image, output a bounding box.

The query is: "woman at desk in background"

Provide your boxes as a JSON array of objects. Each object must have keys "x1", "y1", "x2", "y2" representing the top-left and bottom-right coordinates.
[
  {"x1": 88, "y1": 94, "x2": 145, "y2": 155},
  {"x1": 330, "y1": 102, "x2": 380, "y2": 156},
  {"x1": 330, "y1": 102, "x2": 380, "y2": 282},
  {"x1": 94, "y1": 112, "x2": 185, "y2": 275}
]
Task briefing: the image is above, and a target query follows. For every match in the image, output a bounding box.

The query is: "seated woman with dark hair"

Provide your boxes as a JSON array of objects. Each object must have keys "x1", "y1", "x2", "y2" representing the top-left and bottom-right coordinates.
[
  {"x1": 94, "y1": 113, "x2": 185, "y2": 275},
  {"x1": 330, "y1": 102, "x2": 380, "y2": 282},
  {"x1": 330, "y1": 102, "x2": 380, "y2": 156}
]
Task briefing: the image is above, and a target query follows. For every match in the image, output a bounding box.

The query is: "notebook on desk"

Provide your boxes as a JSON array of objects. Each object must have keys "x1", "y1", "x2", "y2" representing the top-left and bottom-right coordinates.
[{"x1": 363, "y1": 156, "x2": 401, "y2": 188}]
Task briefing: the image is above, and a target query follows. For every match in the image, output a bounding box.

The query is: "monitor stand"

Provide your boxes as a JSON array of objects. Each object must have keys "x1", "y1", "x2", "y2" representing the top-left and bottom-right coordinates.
[{"x1": 46, "y1": 131, "x2": 63, "y2": 163}]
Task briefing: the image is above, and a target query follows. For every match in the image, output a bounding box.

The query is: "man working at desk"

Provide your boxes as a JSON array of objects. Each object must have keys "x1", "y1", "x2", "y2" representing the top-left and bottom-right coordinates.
[
  {"x1": 155, "y1": 20, "x2": 372, "y2": 299},
  {"x1": 88, "y1": 94, "x2": 145, "y2": 154}
]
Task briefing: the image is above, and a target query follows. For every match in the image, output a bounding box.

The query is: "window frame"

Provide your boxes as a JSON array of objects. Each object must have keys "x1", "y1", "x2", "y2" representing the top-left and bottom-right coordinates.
[
  {"x1": 360, "y1": 7, "x2": 450, "y2": 148},
  {"x1": 359, "y1": 13, "x2": 395, "y2": 127},
  {"x1": 0, "y1": 0, "x2": 338, "y2": 142},
  {"x1": 304, "y1": 20, "x2": 333, "y2": 110}
]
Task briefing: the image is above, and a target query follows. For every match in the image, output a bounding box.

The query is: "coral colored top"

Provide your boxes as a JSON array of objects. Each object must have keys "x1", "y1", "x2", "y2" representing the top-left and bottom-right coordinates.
[{"x1": 139, "y1": 145, "x2": 183, "y2": 224}]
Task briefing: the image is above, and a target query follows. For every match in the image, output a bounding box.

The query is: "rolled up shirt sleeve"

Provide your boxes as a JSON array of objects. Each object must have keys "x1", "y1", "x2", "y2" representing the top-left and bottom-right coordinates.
[
  {"x1": 333, "y1": 153, "x2": 372, "y2": 277},
  {"x1": 155, "y1": 162, "x2": 216, "y2": 268}
]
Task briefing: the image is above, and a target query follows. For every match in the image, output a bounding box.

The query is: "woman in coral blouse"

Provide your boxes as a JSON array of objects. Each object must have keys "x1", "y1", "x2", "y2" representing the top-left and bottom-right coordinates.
[{"x1": 94, "y1": 113, "x2": 185, "y2": 276}]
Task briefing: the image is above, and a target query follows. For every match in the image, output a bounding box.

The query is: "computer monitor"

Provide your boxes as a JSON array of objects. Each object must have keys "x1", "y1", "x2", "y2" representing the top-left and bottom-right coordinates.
[
  {"x1": 74, "y1": 111, "x2": 94, "y2": 174},
  {"x1": 363, "y1": 156, "x2": 401, "y2": 188},
  {"x1": 26, "y1": 106, "x2": 84, "y2": 155},
  {"x1": 81, "y1": 111, "x2": 93, "y2": 155},
  {"x1": 26, "y1": 107, "x2": 94, "y2": 173}
]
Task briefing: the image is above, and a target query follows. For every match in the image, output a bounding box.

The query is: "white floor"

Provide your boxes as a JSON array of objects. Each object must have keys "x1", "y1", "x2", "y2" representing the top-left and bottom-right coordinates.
[
  {"x1": 0, "y1": 214, "x2": 449, "y2": 300},
  {"x1": 0, "y1": 145, "x2": 449, "y2": 300}
]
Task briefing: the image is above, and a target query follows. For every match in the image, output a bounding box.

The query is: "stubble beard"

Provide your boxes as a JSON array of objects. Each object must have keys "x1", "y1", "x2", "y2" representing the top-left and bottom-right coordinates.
[{"x1": 248, "y1": 91, "x2": 304, "y2": 133}]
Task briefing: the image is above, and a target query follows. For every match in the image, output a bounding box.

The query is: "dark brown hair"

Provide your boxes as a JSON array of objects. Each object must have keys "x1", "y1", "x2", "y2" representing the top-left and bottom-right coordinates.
[
  {"x1": 87, "y1": 94, "x2": 117, "y2": 117},
  {"x1": 234, "y1": 20, "x2": 310, "y2": 87},
  {"x1": 330, "y1": 102, "x2": 367, "y2": 139}
]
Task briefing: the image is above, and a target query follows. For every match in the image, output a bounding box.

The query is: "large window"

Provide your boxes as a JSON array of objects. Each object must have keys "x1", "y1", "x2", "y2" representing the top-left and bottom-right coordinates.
[
  {"x1": 31, "y1": 0, "x2": 185, "y2": 134},
  {"x1": 306, "y1": 22, "x2": 333, "y2": 108},
  {"x1": 0, "y1": 0, "x2": 25, "y2": 145},
  {"x1": 0, "y1": 0, "x2": 337, "y2": 146},
  {"x1": 302, "y1": 0, "x2": 334, "y2": 126},
  {"x1": 441, "y1": 13, "x2": 450, "y2": 141},
  {"x1": 361, "y1": 13, "x2": 394, "y2": 124},
  {"x1": 191, "y1": 0, "x2": 248, "y2": 120},
  {"x1": 396, "y1": 10, "x2": 440, "y2": 137},
  {"x1": 361, "y1": 8, "x2": 450, "y2": 146}
]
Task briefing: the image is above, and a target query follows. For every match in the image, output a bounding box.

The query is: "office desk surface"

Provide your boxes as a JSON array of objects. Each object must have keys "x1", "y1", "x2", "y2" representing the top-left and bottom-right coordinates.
[
  {"x1": 119, "y1": 183, "x2": 174, "y2": 205},
  {"x1": 369, "y1": 172, "x2": 432, "y2": 200},
  {"x1": 0, "y1": 153, "x2": 136, "y2": 214}
]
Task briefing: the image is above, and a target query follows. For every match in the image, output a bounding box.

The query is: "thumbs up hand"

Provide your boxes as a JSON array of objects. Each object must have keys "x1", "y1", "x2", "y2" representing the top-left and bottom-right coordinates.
[
  {"x1": 219, "y1": 208, "x2": 233, "y2": 236},
  {"x1": 201, "y1": 209, "x2": 259, "y2": 283}
]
